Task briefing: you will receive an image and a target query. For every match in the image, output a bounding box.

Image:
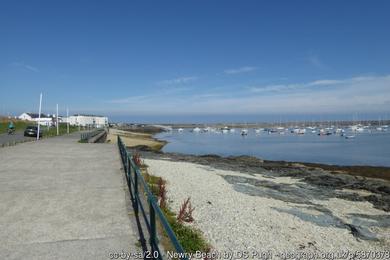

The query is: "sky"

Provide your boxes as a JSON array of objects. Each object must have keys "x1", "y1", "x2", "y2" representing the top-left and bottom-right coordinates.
[{"x1": 1, "y1": 0, "x2": 390, "y2": 123}]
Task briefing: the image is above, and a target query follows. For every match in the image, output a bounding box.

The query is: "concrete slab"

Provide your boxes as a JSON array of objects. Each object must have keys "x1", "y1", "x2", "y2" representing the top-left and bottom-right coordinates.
[{"x1": 0, "y1": 134, "x2": 140, "y2": 259}]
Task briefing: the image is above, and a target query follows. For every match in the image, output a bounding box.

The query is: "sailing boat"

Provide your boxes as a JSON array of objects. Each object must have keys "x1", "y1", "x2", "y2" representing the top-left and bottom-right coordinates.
[
  {"x1": 377, "y1": 117, "x2": 383, "y2": 131},
  {"x1": 241, "y1": 129, "x2": 248, "y2": 136},
  {"x1": 241, "y1": 122, "x2": 248, "y2": 136}
]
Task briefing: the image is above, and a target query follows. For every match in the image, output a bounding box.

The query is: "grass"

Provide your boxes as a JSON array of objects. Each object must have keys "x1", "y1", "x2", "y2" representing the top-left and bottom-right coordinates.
[
  {"x1": 1, "y1": 118, "x2": 79, "y2": 137},
  {"x1": 0, "y1": 119, "x2": 32, "y2": 134},
  {"x1": 139, "y1": 166, "x2": 210, "y2": 254},
  {"x1": 40, "y1": 123, "x2": 79, "y2": 137}
]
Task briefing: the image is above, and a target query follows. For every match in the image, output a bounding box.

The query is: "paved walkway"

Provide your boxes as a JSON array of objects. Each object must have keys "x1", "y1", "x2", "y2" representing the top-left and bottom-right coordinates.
[
  {"x1": 0, "y1": 131, "x2": 35, "y2": 146},
  {"x1": 0, "y1": 134, "x2": 139, "y2": 259}
]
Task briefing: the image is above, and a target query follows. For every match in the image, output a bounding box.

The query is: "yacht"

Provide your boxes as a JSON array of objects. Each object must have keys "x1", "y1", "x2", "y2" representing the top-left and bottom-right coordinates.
[
  {"x1": 241, "y1": 129, "x2": 248, "y2": 136},
  {"x1": 202, "y1": 127, "x2": 211, "y2": 132},
  {"x1": 221, "y1": 126, "x2": 230, "y2": 134}
]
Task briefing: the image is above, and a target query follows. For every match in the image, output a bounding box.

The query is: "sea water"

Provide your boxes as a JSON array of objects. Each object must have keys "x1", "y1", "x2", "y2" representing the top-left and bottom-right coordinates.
[{"x1": 155, "y1": 129, "x2": 390, "y2": 167}]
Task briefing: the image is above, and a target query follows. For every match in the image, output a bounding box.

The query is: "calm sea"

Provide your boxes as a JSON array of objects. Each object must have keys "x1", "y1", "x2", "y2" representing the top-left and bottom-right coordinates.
[{"x1": 155, "y1": 129, "x2": 390, "y2": 167}]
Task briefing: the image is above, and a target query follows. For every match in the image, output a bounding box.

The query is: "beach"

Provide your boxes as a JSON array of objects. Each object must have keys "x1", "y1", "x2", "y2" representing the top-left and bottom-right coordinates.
[
  {"x1": 143, "y1": 155, "x2": 390, "y2": 257},
  {"x1": 110, "y1": 127, "x2": 390, "y2": 257},
  {"x1": 106, "y1": 128, "x2": 166, "y2": 151}
]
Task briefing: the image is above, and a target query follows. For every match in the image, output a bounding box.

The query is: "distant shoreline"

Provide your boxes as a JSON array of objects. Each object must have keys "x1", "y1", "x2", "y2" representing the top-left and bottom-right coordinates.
[
  {"x1": 113, "y1": 126, "x2": 390, "y2": 182},
  {"x1": 130, "y1": 119, "x2": 390, "y2": 129}
]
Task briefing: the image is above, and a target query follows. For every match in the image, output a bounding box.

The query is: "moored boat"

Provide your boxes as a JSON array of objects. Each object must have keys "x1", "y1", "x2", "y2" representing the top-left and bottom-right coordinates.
[{"x1": 241, "y1": 129, "x2": 248, "y2": 136}]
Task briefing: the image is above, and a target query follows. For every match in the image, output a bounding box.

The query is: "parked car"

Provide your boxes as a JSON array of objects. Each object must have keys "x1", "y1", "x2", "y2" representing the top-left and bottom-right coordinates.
[{"x1": 24, "y1": 126, "x2": 42, "y2": 137}]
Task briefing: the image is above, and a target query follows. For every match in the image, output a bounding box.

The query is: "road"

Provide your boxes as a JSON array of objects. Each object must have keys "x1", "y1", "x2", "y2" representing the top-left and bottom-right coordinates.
[
  {"x1": 0, "y1": 133, "x2": 139, "y2": 259},
  {"x1": 0, "y1": 131, "x2": 35, "y2": 146}
]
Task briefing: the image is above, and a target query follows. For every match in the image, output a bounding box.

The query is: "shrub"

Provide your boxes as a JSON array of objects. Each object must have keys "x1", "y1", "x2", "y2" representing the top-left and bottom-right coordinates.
[
  {"x1": 132, "y1": 152, "x2": 142, "y2": 167},
  {"x1": 177, "y1": 197, "x2": 195, "y2": 223},
  {"x1": 158, "y1": 178, "x2": 167, "y2": 209}
]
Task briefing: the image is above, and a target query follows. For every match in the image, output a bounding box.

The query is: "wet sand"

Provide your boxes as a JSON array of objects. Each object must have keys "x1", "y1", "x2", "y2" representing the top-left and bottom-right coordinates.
[{"x1": 106, "y1": 128, "x2": 166, "y2": 151}]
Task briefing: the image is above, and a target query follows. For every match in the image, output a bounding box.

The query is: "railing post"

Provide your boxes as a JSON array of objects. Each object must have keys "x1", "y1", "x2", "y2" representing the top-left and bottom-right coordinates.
[
  {"x1": 126, "y1": 156, "x2": 134, "y2": 199},
  {"x1": 149, "y1": 200, "x2": 157, "y2": 256},
  {"x1": 125, "y1": 155, "x2": 129, "y2": 178},
  {"x1": 134, "y1": 167, "x2": 139, "y2": 214},
  {"x1": 125, "y1": 152, "x2": 129, "y2": 175}
]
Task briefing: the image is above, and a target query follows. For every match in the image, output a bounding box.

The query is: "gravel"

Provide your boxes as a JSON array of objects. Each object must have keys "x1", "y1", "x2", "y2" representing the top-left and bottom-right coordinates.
[{"x1": 145, "y1": 158, "x2": 390, "y2": 258}]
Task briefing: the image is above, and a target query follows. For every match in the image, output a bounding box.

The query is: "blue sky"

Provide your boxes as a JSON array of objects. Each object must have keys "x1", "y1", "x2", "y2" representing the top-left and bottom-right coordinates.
[{"x1": 1, "y1": 0, "x2": 390, "y2": 123}]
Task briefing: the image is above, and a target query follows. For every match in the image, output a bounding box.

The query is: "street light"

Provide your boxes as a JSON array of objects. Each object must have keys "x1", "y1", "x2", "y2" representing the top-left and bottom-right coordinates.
[{"x1": 37, "y1": 93, "x2": 42, "y2": 141}]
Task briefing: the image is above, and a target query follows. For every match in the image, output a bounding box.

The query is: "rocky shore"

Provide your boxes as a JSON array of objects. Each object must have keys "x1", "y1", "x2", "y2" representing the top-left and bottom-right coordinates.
[
  {"x1": 116, "y1": 127, "x2": 390, "y2": 256},
  {"x1": 138, "y1": 151, "x2": 390, "y2": 257}
]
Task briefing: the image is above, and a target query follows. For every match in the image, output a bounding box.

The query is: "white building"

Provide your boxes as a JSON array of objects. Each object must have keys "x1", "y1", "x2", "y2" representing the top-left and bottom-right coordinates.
[
  {"x1": 65, "y1": 114, "x2": 108, "y2": 128},
  {"x1": 18, "y1": 113, "x2": 54, "y2": 126}
]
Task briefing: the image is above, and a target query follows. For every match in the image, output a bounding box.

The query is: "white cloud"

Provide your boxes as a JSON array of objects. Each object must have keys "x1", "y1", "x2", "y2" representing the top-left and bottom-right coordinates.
[
  {"x1": 307, "y1": 53, "x2": 324, "y2": 68},
  {"x1": 308, "y1": 79, "x2": 343, "y2": 86},
  {"x1": 10, "y1": 61, "x2": 39, "y2": 72},
  {"x1": 157, "y1": 76, "x2": 197, "y2": 85},
  {"x1": 250, "y1": 84, "x2": 301, "y2": 93},
  {"x1": 224, "y1": 66, "x2": 257, "y2": 75},
  {"x1": 106, "y1": 74, "x2": 390, "y2": 115},
  {"x1": 250, "y1": 77, "x2": 353, "y2": 93}
]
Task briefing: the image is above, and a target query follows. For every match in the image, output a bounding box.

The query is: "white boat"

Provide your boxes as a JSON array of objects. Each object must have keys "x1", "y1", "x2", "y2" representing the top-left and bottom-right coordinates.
[
  {"x1": 177, "y1": 128, "x2": 184, "y2": 132},
  {"x1": 350, "y1": 125, "x2": 358, "y2": 131},
  {"x1": 294, "y1": 128, "x2": 306, "y2": 134},
  {"x1": 351, "y1": 125, "x2": 364, "y2": 132},
  {"x1": 255, "y1": 129, "x2": 261, "y2": 134},
  {"x1": 203, "y1": 127, "x2": 211, "y2": 132},
  {"x1": 192, "y1": 127, "x2": 201, "y2": 133},
  {"x1": 345, "y1": 135, "x2": 355, "y2": 139},
  {"x1": 356, "y1": 127, "x2": 364, "y2": 133},
  {"x1": 241, "y1": 129, "x2": 248, "y2": 136},
  {"x1": 229, "y1": 128, "x2": 235, "y2": 133},
  {"x1": 220, "y1": 126, "x2": 230, "y2": 133}
]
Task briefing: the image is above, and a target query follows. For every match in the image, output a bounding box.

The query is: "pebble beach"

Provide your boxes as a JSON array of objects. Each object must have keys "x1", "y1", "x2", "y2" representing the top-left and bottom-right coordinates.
[{"x1": 144, "y1": 156, "x2": 390, "y2": 258}]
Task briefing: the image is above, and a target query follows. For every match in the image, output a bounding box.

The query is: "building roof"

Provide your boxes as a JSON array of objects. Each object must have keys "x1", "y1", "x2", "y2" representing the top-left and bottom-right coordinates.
[
  {"x1": 72, "y1": 114, "x2": 106, "y2": 117},
  {"x1": 25, "y1": 113, "x2": 51, "y2": 119}
]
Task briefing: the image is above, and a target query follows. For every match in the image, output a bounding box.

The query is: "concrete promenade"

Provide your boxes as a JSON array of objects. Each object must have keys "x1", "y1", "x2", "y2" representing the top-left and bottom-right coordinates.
[{"x1": 0, "y1": 133, "x2": 138, "y2": 259}]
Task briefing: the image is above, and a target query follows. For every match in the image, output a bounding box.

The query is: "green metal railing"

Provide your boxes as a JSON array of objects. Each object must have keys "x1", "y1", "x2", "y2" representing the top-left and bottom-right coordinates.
[
  {"x1": 118, "y1": 136, "x2": 188, "y2": 260},
  {"x1": 80, "y1": 129, "x2": 104, "y2": 142}
]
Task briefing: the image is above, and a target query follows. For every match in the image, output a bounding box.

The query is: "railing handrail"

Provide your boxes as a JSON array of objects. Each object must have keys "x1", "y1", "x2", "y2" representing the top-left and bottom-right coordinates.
[
  {"x1": 80, "y1": 129, "x2": 104, "y2": 142},
  {"x1": 117, "y1": 136, "x2": 188, "y2": 260}
]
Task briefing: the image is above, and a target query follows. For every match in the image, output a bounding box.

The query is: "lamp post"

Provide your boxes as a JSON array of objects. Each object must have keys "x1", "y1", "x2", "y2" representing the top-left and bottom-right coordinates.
[
  {"x1": 56, "y1": 104, "x2": 59, "y2": 135},
  {"x1": 66, "y1": 107, "x2": 69, "y2": 134},
  {"x1": 37, "y1": 93, "x2": 42, "y2": 140}
]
